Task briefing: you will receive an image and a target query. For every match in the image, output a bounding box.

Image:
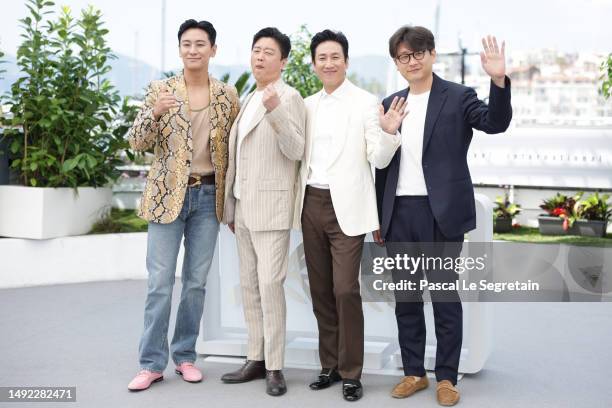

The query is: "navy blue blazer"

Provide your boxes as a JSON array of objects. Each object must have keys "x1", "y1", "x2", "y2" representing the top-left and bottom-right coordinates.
[{"x1": 375, "y1": 73, "x2": 512, "y2": 239}]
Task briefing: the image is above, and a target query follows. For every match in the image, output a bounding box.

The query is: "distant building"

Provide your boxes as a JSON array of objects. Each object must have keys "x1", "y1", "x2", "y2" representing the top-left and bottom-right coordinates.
[{"x1": 387, "y1": 49, "x2": 612, "y2": 125}]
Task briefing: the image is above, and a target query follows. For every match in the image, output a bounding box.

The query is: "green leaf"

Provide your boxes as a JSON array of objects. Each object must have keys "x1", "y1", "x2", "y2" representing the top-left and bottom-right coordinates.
[
  {"x1": 62, "y1": 158, "x2": 78, "y2": 172},
  {"x1": 85, "y1": 155, "x2": 97, "y2": 168},
  {"x1": 10, "y1": 140, "x2": 21, "y2": 154}
]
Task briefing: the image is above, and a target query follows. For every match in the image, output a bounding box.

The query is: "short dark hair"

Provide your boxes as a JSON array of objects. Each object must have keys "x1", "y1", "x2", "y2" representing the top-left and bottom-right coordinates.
[
  {"x1": 310, "y1": 29, "x2": 349, "y2": 62},
  {"x1": 388, "y1": 26, "x2": 435, "y2": 58},
  {"x1": 178, "y1": 19, "x2": 216, "y2": 45},
  {"x1": 252, "y1": 27, "x2": 291, "y2": 60}
]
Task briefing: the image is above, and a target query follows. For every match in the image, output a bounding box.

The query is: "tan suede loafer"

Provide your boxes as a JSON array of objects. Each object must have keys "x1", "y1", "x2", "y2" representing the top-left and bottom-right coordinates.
[
  {"x1": 437, "y1": 380, "x2": 460, "y2": 406},
  {"x1": 391, "y1": 375, "x2": 429, "y2": 398}
]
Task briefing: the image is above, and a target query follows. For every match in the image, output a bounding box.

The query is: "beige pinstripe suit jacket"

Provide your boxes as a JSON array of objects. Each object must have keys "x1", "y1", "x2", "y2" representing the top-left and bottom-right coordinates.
[{"x1": 223, "y1": 80, "x2": 306, "y2": 231}]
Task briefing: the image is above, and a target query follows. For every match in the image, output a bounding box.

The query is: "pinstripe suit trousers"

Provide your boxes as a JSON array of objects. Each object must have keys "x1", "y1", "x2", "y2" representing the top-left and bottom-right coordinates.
[{"x1": 234, "y1": 200, "x2": 290, "y2": 370}]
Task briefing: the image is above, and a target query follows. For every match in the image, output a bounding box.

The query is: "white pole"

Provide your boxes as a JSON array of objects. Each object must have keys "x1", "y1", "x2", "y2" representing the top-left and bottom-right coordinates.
[{"x1": 160, "y1": 0, "x2": 166, "y2": 74}]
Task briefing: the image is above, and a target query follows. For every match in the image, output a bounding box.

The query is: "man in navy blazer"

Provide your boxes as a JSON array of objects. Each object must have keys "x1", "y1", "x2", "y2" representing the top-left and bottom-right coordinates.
[{"x1": 374, "y1": 26, "x2": 512, "y2": 406}]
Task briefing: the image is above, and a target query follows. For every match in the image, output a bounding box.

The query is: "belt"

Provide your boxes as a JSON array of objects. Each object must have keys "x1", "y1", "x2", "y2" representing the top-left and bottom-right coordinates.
[{"x1": 187, "y1": 174, "x2": 215, "y2": 187}]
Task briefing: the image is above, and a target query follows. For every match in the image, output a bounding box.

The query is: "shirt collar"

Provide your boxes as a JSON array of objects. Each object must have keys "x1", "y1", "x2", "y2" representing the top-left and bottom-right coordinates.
[{"x1": 321, "y1": 78, "x2": 350, "y2": 100}]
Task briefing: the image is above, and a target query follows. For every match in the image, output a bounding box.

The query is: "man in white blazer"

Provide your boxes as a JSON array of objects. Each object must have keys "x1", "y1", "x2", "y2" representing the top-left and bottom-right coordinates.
[
  {"x1": 221, "y1": 27, "x2": 305, "y2": 397},
  {"x1": 294, "y1": 29, "x2": 407, "y2": 402}
]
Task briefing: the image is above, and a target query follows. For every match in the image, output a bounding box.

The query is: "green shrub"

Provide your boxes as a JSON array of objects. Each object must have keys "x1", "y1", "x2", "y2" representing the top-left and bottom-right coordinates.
[
  {"x1": 576, "y1": 192, "x2": 611, "y2": 222},
  {"x1": 1, "y1": 0, "x2": 137, "y2": 187},
  {"x1": 283, "y1": 25, "x2": 322, "y2": 98}
]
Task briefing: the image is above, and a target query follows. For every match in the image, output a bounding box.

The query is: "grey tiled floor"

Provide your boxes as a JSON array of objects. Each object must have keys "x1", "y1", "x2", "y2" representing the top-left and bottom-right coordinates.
[{"x1": 1, "y1": 280, "x2": 611, "y2": 408}]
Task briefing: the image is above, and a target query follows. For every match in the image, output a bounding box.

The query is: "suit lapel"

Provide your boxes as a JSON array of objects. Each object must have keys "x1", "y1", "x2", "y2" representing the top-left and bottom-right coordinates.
[
  {"x1": 422, "y1": 73, "x2": 448, "y2": 155},
  {"x1": 241, "y1": 99, "x2": 266, "y2": 139},
  {"x1": 174, "y1": 73, "x2": 188, "y2": 107},
  {"x1": 231, "y1": 90, "x2": 257, "y2": 160},
  {"x1": 304, "y1": 90, "x2": 323, "y2": 168},
  {"x1": 239, "y1": 80, "x2": 288, "y2": 140},
  {"x1": 170, "y1": 74, "x2": 191, "y2": 151},
  {"x1": 388, "y1": 87, "x2": 409, "y2": 193},
  {"x1": 208, "y1": 77, "x2": 221, "y2": 152}
]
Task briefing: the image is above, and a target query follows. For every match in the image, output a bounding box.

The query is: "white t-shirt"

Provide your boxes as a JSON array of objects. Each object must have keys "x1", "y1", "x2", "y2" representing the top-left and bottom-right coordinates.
[
  {"x1": 396, "y1": 90, "x2": 430, "y2": 196},
  {"x1": 234, "y1": 90, "x2": 264, "y2": 199}
]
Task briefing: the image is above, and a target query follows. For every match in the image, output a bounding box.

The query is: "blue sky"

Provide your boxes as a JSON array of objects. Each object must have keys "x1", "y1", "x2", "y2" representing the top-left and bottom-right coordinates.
[{"x1": 1, "y1": 0, "x2": 611, "y2": 70}]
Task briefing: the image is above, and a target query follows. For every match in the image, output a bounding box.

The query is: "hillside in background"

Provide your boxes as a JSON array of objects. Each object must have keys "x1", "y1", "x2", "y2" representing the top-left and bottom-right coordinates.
[{"x1": 0, "y1": 52, "x2": 389, "y2": 99}]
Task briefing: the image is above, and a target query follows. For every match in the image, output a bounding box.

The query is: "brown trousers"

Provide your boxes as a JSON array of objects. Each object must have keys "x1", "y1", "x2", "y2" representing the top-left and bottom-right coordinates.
[{"x1": 301, "y1": 186, "x2": 365, "y2": 380}]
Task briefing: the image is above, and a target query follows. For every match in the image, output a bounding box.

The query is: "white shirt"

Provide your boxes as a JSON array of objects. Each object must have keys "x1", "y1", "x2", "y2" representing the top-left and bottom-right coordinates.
[
  {"x1": 396, "y1": 90, "x2": 430, "y2": 196},
  {"x1": 234, "y1": 90, "x2": 264, "y2": 199},
  {"x1": 307, "y1": 80, "x2": 351, "y2": 189}
]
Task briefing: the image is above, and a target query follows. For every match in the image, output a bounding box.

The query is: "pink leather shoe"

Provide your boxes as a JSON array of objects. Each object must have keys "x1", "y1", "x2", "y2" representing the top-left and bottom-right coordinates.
[
  {"x1": 175, "y1": 362, "x2": 203, "y2": 383},
  {"x1": 127, "y1": 370, "x2": 163, "y2": 391}
]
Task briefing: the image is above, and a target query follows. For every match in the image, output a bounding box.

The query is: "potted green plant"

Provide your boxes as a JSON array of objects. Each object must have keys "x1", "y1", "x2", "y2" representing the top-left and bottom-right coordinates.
[
  {"x1": 493, "y1": 194, "x2": 521, "y2": 233},
  {"x1": 0, "y1": 0, "x2": 137, "y2": 239},
  {"x1": 574, "y1": 193, "x2": 611, "y2": 237},
  {"x1": 538, "y1": 192, "x2": 582, "y2": 235}
]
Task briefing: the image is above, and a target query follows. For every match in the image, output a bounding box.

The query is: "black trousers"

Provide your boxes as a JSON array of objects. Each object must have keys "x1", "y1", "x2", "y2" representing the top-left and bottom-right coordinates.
[{"x1": 386, "y1": 196, "x2": 463, "y2": 385}]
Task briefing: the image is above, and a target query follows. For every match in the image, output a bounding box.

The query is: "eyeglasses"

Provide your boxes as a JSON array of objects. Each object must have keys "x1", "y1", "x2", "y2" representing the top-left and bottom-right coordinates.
[{"x1": 395, "y1": 50, "x2": 429, "y2": 64}]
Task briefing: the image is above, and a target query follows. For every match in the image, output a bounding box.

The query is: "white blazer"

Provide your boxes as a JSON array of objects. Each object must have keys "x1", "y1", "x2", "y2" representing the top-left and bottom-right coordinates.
[{"x1": 293, "y1": 79, "x2": 401, "y2": 236}]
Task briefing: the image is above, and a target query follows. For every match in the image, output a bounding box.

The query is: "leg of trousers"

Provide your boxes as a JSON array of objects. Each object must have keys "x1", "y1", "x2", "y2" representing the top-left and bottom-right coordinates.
[
  {"x1": 235, "y1": 200, "x2": 290, "y2": 370},
  {"x1": 387, "y1": 196, "x2": 463, "y2": 385},
  {"x1": 139, "y1": 184, "x2": 218, "y2": 372},
  {"x1": 301, "y1": 186, "x2": 365, "y2": 380}
]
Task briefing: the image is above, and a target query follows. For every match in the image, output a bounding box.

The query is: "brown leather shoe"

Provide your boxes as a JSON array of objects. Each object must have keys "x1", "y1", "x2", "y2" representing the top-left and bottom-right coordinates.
[
  {"x1": 436, "y1": 380, "x2": 460, "y2": 406},
  {"x1": 391, "y1": 375, "x2": 429, "y2": 398},
  {"x1": 221, "y1": 360, "x2": 266, "y2": 383},
  {"x1": 266, "y1": 370, "x2": 287, "y2": 396}
]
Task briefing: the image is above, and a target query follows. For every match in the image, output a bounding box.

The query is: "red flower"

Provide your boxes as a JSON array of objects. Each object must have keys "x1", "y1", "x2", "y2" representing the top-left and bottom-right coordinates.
[{"x1": 552, "y1": 208, "x2": 565, "y2": 216}]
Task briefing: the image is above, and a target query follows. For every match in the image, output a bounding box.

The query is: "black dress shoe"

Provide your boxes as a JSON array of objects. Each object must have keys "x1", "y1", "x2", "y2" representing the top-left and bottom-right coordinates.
[
  {"x1": 266, "y1": 370, "x2": 287, "y2": 396},
  {"x1": 309, "y1": 368, "x2": 342, "y2": 390},
  {"x1": 342, "y1": 379, "x2": 363, "y2": 402},
  {"x1": 221, "y1": 360, "x2": 266, "y2": 383}
]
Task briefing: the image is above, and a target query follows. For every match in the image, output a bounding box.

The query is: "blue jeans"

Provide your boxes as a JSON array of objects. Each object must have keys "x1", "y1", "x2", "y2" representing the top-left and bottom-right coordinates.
[{"x1": 138, "y1": 184, "x2": 218, "y2": 372}]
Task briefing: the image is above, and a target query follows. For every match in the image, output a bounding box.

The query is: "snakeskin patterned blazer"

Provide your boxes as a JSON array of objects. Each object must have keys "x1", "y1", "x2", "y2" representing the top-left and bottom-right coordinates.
[{"x1": 128, "y1": 73, "x2": 240, "y2": 223}]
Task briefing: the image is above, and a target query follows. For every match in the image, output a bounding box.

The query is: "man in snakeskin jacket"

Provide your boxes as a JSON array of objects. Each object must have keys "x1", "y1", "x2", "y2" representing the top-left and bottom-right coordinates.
[{"x1": 126, "y1": 19, "x2": 239, "y2": 391}]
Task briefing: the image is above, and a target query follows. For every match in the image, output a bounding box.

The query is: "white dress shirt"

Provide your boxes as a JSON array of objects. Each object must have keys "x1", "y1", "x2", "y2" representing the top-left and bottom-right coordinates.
[
  {"x1": 306, "y1": 80, "x2": 351, "y2": 189},
  {"x1": 396, "y1": 90, "x2": 430, "y2": 196},
  {"x1": 234, "y1": 90, "x2": 264, "y2": 199}
]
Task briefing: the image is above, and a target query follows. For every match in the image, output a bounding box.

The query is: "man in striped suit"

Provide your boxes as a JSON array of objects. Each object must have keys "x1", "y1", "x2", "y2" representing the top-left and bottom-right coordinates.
[{"x1": 221, "y1": 27, "x2": 306, "y2": 396}]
